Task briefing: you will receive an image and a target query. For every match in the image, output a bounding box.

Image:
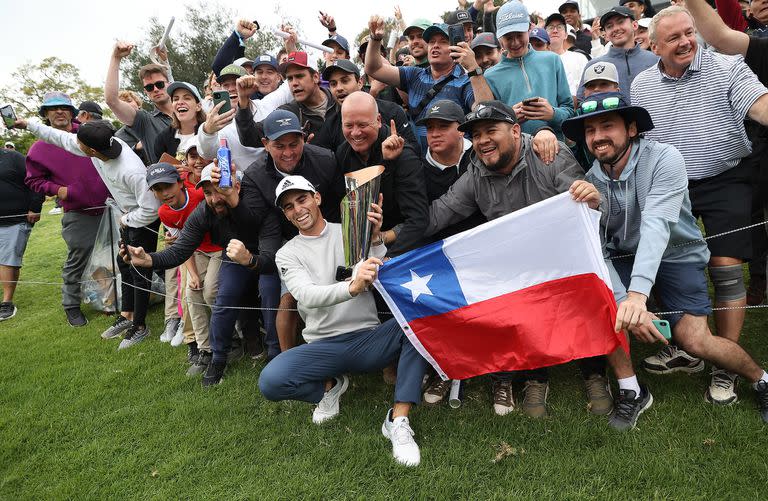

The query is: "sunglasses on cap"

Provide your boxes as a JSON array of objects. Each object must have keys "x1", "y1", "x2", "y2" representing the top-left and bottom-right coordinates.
[
  {"x1": 466, "y1": 105, "x2": 516, "y2": 124},
  {"x1": 579, "y1": 96, "x2": 621, "y2": 114},
  {"x1": 143, "y1": 80, "x2": 167, "y2": 92}
]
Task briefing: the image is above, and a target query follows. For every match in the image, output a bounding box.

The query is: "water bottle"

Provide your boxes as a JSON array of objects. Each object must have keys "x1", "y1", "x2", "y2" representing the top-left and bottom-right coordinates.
[{"x1": 217, "y1": 138, "x2": 232, "y2": 188}]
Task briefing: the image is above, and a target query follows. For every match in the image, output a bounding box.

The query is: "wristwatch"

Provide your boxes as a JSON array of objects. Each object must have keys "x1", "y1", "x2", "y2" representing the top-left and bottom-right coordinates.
[
  {"x1": 247, "y1": 252, "x2": 258, "y2": 269},
  {"x1": 467, "y1": 67, "x2": 484, "y2": 78}
]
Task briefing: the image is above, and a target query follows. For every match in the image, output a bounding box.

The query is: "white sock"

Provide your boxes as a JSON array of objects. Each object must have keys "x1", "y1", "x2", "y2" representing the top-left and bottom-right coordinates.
[
  {"x1": 617, "y1": 375, "x2": 641, "y2": 395},
  {"x1": 752, "y1": 371, "x2": 768, "y2": 390}
]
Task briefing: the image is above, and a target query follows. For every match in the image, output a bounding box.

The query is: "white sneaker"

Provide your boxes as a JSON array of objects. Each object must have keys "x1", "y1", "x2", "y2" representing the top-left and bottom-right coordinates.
[
  {"x1": 492, "y1": 380, "x2": 515, "y2": 416},
  {"x1": 705, "y1": 367, "x2": 738, "y2": 405},
  {"x1": 48, "y1": 206, "x2": 62, "y2": 215},
  {"x1": 159, "y1": 318, "x2": 180, "y2": 343},
  {"x1": 381, "y1": 409, "x2": 420, "y2": 467},
  {"x1": 312, "y1": 375, "x2": 349, "y2": 424},
  {"x1": 170, "y1": 320, "x2": 185, "y2": 347}
]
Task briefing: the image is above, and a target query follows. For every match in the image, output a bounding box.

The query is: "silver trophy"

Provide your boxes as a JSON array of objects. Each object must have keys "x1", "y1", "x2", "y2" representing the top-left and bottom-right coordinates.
[{"x1": 336, "y1": 165, "x2": 385, "y2": 281}]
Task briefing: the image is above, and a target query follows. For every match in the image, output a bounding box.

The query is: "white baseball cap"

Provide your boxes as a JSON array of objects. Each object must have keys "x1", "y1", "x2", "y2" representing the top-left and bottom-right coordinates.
[{"x1": 274, "y1": 175, "x2": 317, "y2": 207}]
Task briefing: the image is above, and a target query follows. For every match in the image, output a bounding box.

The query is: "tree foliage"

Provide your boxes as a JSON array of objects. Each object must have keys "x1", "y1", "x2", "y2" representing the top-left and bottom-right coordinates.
[{"x1": 120, "y1": 1, "x2": 283, "y2": 94}]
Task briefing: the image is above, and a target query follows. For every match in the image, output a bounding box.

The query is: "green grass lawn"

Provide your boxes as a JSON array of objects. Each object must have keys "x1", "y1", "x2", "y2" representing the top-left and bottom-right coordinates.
[{"x1": 1, "y1": 202, "x2": 767, "y2": 500}]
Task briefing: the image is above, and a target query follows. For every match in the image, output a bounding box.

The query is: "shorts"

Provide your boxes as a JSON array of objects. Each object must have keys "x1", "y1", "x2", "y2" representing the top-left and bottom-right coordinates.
[
  {"x1": 688, "y1": 163, "x2": 752, "y2": 260},
  {"x1": 612, "y1": 259, "x2": 712, "y2": 327},
  {"x1": 0, "y1": 222, "x2": 32, "y2": 267}
]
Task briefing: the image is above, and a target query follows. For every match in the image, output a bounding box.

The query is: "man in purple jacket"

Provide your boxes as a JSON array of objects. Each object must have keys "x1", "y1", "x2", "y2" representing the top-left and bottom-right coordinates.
[{"x1": 25, "y1": 92, "x2": 111, "y2": 327}]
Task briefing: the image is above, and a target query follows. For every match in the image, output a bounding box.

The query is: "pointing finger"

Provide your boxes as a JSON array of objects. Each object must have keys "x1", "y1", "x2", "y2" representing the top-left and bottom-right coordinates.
[{"x1": 390, "y1": 119, "x2": 397, "y2": 136}]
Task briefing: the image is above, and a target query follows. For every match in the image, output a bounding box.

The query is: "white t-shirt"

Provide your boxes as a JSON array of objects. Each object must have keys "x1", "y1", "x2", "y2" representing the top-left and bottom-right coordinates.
[{"x1": 559, "y1": 50, "x2": 589, "y2": 96}]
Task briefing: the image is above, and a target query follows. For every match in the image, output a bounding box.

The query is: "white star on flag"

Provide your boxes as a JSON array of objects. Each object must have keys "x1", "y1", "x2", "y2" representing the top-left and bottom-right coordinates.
[{"x1": 401, "y1": 270, "x2": 434, "y2": 302}]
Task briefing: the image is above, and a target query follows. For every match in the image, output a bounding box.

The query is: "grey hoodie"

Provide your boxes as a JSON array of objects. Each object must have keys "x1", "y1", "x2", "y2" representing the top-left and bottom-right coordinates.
[{"x1": 586, "y1": 138, "x2": 710, "y2": 298}]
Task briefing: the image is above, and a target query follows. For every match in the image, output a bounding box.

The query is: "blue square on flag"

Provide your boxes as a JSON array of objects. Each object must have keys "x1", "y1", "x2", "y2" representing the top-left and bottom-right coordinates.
[{"x1": 377, "y1": 240, "x2": 467, "y2": 322}]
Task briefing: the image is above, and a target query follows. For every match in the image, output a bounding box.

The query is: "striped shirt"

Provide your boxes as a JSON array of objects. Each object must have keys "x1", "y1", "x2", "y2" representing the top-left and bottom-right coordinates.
[{"x1": 630, "y1": 47, "x2": 767, "y2": 180}]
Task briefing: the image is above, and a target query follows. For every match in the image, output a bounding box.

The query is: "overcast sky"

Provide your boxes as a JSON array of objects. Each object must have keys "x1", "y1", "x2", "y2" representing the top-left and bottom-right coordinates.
[{"x1": 2, "y1": 0, "x2": 567, "y2": 89}]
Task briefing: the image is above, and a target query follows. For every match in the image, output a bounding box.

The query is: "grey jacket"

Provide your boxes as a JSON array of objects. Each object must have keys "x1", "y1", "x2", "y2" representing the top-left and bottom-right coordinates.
[{"x1": 426, "y1": 133, "x2": 584, "y2": 235}]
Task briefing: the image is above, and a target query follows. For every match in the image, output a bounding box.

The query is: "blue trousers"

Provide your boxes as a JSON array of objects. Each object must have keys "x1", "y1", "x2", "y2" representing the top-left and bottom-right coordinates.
[
  {"x1": 258, "y1": 318, "x2": 428, "y2": 404},
  {"x1": 257, "y1": 272, "x2": 280, "y2": 359},
  {"x1": 210, "y1": 258, "x2": 280, "y2": 362}
]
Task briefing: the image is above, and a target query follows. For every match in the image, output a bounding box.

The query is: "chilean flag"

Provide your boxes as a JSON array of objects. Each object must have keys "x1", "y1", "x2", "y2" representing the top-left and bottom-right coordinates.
[{"x1": 375, "y1": 193, "x2": 627, "y2": 381}]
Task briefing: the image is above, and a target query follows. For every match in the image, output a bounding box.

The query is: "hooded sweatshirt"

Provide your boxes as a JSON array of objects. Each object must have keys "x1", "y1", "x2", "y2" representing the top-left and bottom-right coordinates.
[{"x1": 585, "y1": 138, "x2": 710, "y2": 298}]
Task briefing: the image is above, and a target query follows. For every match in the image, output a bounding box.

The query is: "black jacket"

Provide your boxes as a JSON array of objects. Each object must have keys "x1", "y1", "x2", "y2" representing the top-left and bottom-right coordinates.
[
  {"x1": 149, "y1": 196, "x2": 281, "y2": 274},
  {"x1": 153, "y1": 123, "x2": 201, "y2": 159},
  {"x1": 0, "y1": 149, "x2": 43, "y2": 226},
  {"x1": 335, "y1": 125, "x2": 428, "y2": 256},
  {"x1": 241, "y1": 145, "x2": 346, "y2": 239},
  {"x1": 423, "y1": 146, "x2": 486, "y2": 241},
  {"x1": 313, "y1": 97, "x2": 419, "y2": 153},
  {"x1": 279, "y1": 87, "x2": 336, "y2": 139}
]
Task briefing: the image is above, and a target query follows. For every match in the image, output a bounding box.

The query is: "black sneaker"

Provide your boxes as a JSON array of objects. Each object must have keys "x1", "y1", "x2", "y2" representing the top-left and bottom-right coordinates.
[
  {"x1": 755, "y1": 380, "x2": 768, "y2": 423},
  {"x1": 65, "y1": 307, "x2": 88, "y2": 327},
  {"x1": 202, "y1": 361, "x2": 226, "y2": 387},
  {"x1": 0, "y1": 302, "x2": 17, "y2": 321},
  {"x1": 101, "y1": 315, "x2": 132, "y2": 339},
  {"x1": 187, "y1": 341, "x2": 200, "y2": 364},
  {"x1": 608, "y1": 385, "x2": 653, "y2": 431},
  {"x1": 187, "y1": 351, "x2": 212, "y2": 377}
]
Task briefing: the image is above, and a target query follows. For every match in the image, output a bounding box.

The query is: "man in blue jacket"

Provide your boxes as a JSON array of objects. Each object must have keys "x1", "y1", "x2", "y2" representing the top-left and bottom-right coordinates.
[
  {"x1": 562, "y1": 92, "x2": 768, "y2": 426},
  {"x1": 471, "y1": 1, "x2": 575, "y2": 140}
]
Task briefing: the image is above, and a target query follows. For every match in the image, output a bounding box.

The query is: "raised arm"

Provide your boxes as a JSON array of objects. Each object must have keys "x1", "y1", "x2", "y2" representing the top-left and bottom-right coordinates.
[
  {"x1": 688, "y1": 0, "x2": 749, "y2": 55},
  {"x1": 23, "y1": 121, "x2": 87, "y2": 157},
  {"x1": 365, "y1": 15, "x2": 402, "y2": 88},
  {"x1": 105, "y1": 41, "x2": 140, "y2": 127}
]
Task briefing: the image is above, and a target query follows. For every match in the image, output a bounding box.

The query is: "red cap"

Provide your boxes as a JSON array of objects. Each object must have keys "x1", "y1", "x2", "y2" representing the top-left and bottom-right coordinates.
[{"x1": 279, "y1": 51, "x2": 316, "y2": 74}]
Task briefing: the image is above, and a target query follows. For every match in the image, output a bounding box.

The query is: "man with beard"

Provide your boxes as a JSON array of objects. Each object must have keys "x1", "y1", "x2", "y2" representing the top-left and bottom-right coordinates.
[
  {"x1": 402, "y1": 19, "x2": 432, "y2": 68},
  {"x1": 631, "y1": 6, "x2": 768, "y2": 405},
  {"x1": 423, "y1": 100, "x2": 616, "y2": 421},
  {"x1": 123, "y1": 162, "x2": 281, "y2": 386},
  {"x1": 562, "y1": 92, "x2": 768, "y2": 425},
  {"x1": 25, "y1": 92, "x2": 110, "y2": 327},
  {"x1": 105, "y1": 41, "x2": 172, "y2": 164},
  {"x1": 312, "y1": 59, "x2": 416, "y2": 151}
]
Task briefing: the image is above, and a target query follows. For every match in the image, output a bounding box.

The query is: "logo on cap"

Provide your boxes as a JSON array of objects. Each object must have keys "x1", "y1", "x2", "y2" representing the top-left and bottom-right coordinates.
[
  {"x1": 430, "y1": 106, "x2": 440, "y2": 113},
  {"x1": 281, "y1": 179, "x2": 294, "y2": 189},
  {"x1": 149, "y1": 167, "x2": 163, "y2": 175},
  {"x1": 498, "y1": 12, "x2": 525, "y2": 22},
  {"x1": 260, "y1": 55, "x2": 270, "y2": 61},
  {"x1": 594, "y1": 64, "x2": 605, "y2": 74},
  {"x1": 276, "y1": 118, "x2": 293, "y2": 127},
  {"x1": 457, "y1": 11, "x2": 470, "y2": 21}
]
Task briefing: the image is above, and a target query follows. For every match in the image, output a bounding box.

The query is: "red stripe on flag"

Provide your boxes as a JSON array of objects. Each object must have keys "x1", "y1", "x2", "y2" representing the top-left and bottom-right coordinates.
[{"x1": 406, "y1": 273, "x2": 626, "y2": 380}]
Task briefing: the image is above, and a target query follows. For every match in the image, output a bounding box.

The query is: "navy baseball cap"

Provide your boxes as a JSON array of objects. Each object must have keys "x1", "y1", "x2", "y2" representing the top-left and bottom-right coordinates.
[
  {"x1": 446, "y1": 9, "x2": 473, "y2": 26},
  {"x1": 559, "y1": 0, "x2": 580, "y2": 12},
  {"x1": 253, "y1": 54, "x2": 279, "y2": 70},
  {"x1": 601, "y1": 6, "x2": 635, "y2": 27},
  {"x1": 529, "y1": 27, "x2": 550, "y2": 44},
  {"x1": 263, "y1": 109, "x2": 303, "y2": 140},
  {"x1": 322, "y1": 34, "x2": 350, "y2": 55},
  {"x1": 146, "y1": 162, "x2": 181, "y2": 188}
]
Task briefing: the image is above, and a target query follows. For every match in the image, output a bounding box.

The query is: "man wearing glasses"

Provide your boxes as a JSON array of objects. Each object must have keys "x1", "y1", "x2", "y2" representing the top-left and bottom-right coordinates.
[{"x1": 105, "y1": 41, "x2": 173, "y2": 164}]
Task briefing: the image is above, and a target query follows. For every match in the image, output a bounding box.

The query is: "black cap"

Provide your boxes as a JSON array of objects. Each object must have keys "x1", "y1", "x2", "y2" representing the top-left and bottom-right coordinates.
[
  {"x1": 558, "y1": 0, "x2": 580, "y2": 13},
  {"x1": 470, "y1": 32, "x2": 500, "y2": 50},
  {"x1": 446, "y1": 9, "x2": 473, "y2": 25},
  {"x1": 76, "y1": 120, "x2": 122, "y2": 159},
  {"x1": 415, "y1": 100, "x2": 466, "y2": 126},
  {"x1": 545, "y1": 13, "x2": 567, "y2": 27},
  {"x1": 78, "y1": 101, "x2": 102, "y2": 116},
  {"x1": 601, "y1": 6, "x2": 634, "y2": 27},
  {"x1": 457, "y1": 101, "x2": 518, "y2": 133},
  {"x1": 146, "y1": 162, "x2": 181, "y2": 188},
  {"x1": 321, "y1": 59, "x2": 361, "y2": 81}
]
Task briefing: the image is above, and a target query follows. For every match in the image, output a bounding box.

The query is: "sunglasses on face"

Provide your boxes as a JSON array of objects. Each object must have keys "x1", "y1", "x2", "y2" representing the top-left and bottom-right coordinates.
[
  {"x1": 143, "y1": 80, "x2": 167, "y2": 92},
  {"x1": 580, "y1": 96, "x2": 621, "y2": 114}
]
